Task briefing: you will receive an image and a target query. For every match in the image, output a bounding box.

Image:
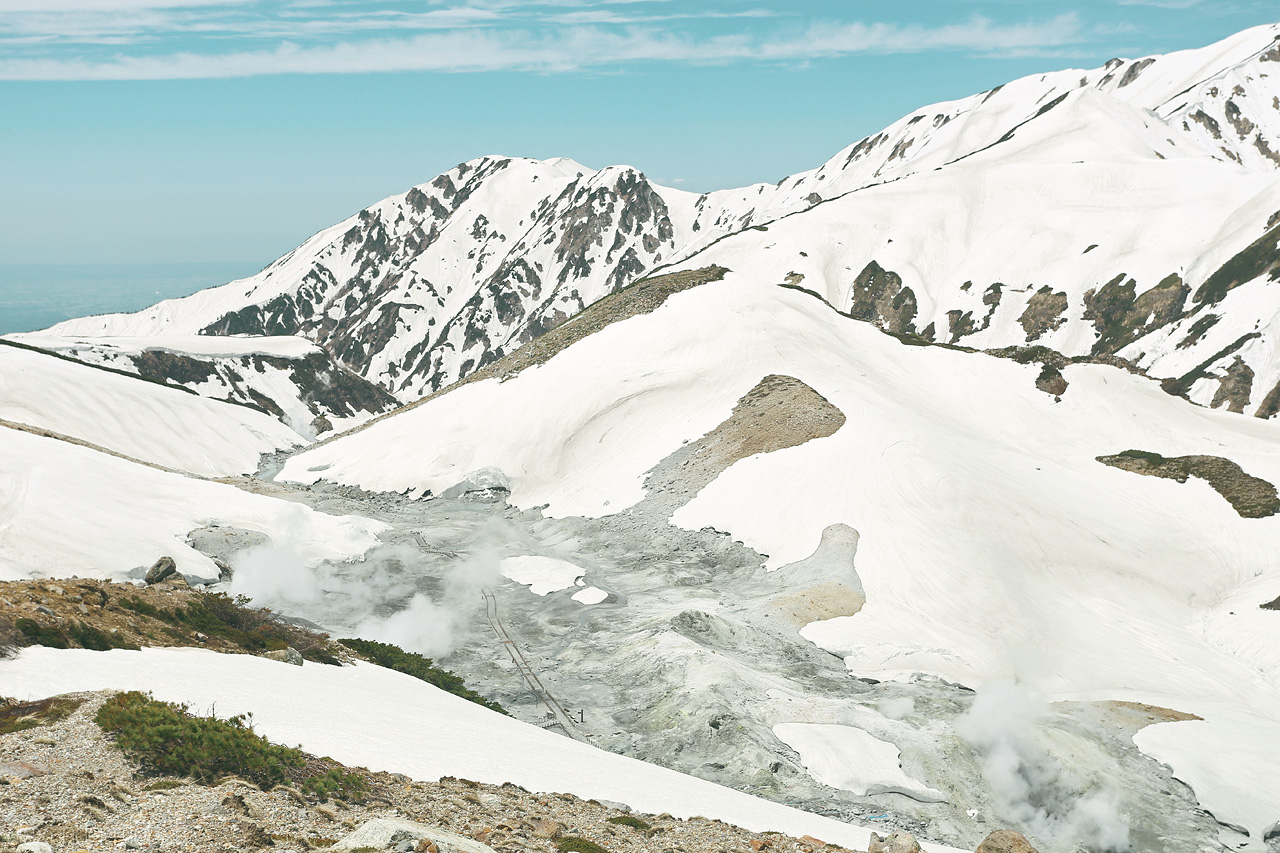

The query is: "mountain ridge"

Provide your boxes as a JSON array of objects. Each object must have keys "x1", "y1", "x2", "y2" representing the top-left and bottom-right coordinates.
[{"x1": 23, "y1": 23, "x2": 1280, "y2": 419}]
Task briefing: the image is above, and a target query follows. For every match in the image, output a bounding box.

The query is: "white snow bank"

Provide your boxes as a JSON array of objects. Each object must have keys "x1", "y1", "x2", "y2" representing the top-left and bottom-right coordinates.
[
  {"x1": 0, "y1": 345, "x2": 302, "y2": 476},
  {"x1": 9, "y1": 334, "x2": 321, "y2": 359},
  {"x1": 773, "y1": 723, "x2": 945, "y2": 803},
  {"x1": 0, "y1": 647, "x2": 964, "y2": 853},
  {"x1": 1134, "y1": 713, "x2": 1280, "y2": 842},
  {"x1": 499, "y1": 556, "x2": 583, "y2": 595},
  {"x1": 0, "y1": 427, "x2": 385, "y2": 583},
  {"x1": 572, "y1": 587, "x2": 608, "y2": 605}
]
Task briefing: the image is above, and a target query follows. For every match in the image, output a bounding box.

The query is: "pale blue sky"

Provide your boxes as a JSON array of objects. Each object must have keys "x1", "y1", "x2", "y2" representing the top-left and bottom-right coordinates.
[{"x1": 1, "y1": 0, "x2": 1277, "y2": 268}]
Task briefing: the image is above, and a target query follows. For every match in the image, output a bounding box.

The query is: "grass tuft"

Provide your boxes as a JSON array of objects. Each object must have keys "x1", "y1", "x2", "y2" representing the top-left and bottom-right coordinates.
[
  {"x1": 0, "y1": 695, "x2": 85, "y2": 735},
  {"x1": 557, "y1": 838, "x2": 609, "y2": 853}
]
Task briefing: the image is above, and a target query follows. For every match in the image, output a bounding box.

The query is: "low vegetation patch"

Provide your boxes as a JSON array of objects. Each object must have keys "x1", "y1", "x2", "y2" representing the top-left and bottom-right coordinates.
[
  {"x1": 0, "y1": 695, "x2": 85, "y2": 735},
  {"x1": 338, "y1": 637, "x2": 507, "y2": 714},
  {"x1": 557, "y1": 837, "x2": 609, "y2": 853},
  {"x1": 120, "y1": 592, "x2": 342, "y2": 664},
  {"x1": 16, "y1": 617, "x2": 138, "y2": 651},
  {"x1": 95, "y1": 691, "x2": 366, "y2": 800},
  {"x1": 606, "y1": 815, "x2": 651, "y2": 831},
  {"x1": 1097, "y1": 450, "x2": 1280, "y2": 518}
]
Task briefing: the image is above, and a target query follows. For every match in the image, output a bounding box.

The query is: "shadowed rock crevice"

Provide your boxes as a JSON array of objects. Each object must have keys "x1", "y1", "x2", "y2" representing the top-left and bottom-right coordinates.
[
  {"x1": 1097, "y1": 450, "x2": 1280, "y2": 518},
  {"x1": 1192, "y1": 223, "x2": 1280, "y2": 306}
]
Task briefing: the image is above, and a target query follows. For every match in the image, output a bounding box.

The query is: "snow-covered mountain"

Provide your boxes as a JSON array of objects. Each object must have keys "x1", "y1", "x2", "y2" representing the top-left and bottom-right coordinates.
[
  {"x1": 6, "y1": 21, "x2": 1280, "y2": 853},
  {"x1": 11, "y1": 334, "x2": 397, "y2": 437},
  {"x1": 0, "y1": 339, "x2": 306, "y2": 476},
  {"x1": 26, "y1": 24, "x2": 1280, "y2": 416}
]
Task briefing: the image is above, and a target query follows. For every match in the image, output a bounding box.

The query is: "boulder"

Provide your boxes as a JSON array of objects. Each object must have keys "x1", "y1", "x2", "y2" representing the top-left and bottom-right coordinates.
[
  {"x1": 330, "y1": 817, "x2": 497, "y2": 853},
  {"x1": 975, "y1": 830, "x2": 1038, "y2": 853},
  {"x1": 144, "y1": 556, "x2": 177, "y2": 585},
  {"x1": 0, "y1": 761, "x2": 49, "y2": 781},
  {"x1": 868, "y1": 832, "x2": 922, "y2": 853},
  {"x1": 264, "y1": 647, "x2": 304, "y2": 666},
  {"x1": 16, "y1": 842, "x2": 53, "y2": 853}
]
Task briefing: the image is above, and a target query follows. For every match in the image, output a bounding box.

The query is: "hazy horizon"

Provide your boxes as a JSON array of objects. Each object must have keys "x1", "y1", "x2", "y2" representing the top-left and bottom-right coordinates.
[{"x1": 3, "y1": 0, "x2": 1277, "y2": 276}]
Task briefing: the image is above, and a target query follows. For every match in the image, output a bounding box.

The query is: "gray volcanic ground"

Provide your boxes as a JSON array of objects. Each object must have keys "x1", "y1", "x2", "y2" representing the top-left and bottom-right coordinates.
[{"x1": 180, "y1": 450, "x2": 1226, "y2": 853}]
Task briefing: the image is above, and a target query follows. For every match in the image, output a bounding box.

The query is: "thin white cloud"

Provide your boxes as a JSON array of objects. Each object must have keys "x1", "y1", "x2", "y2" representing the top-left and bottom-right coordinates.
[
  {"x1": 1116, "y1": 0, "x2": 1202, "y2": 7},
  {"x1": 0, "y1": 6, "x2": 1092, "y2": 80},
  {"x1": 0, "y1": 0, "x2": 248, "y2": 9}
]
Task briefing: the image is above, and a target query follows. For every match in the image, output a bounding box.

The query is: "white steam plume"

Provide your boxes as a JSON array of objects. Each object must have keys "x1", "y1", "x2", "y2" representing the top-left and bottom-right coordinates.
[
  {"x1": 354, "y1": 543, "x2": 501, "y2": 657},
  {"x1": 957, "y1": 680, "x2": 1130, "y2": 852},
  {"x1": 228, "y1": 522, "x2": 507, "y2": 659}
]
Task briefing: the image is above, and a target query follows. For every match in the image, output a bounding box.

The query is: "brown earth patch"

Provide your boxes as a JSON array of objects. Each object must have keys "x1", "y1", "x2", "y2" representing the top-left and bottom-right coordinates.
[
  {"x1": 768, "y1": 583, "x2": 865, "y2": 628},
  {"x1": 633, "y1": 375, "x2": 846, "y2": 521}
]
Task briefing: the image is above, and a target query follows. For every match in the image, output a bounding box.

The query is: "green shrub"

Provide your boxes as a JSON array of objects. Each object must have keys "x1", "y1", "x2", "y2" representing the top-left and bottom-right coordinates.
[
  {"x1": 557, "y1": 838, "x2": 609, "y2": 853},
  {"x1": 606, "y1": 815, "x2": 651, "y2": 831},
  {"x1": 338, "y1": 638, "x2": 507, "y2": 715},
  {"x1": 15, "y1": 617, "x2": 67, "y2": 648},
  {"x1": 95, "y1": 691, "x2": 364, "y2": 800},
  {"x1": 16, "y1": 618, "x2": 138, "y2": 651}
]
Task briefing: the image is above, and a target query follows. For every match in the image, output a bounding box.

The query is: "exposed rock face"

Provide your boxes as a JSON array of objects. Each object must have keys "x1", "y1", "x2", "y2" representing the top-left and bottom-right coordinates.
[
  {"x1": 1097, "y1": 450, "x2": 1280, "y2": 518},
  {"x1": 868, "y1": 831, "x2": 922, "y2": 853},
  {"x1": 181, "y1": 160, "x2": 764, "y2": 401},
  {"x1": 1082, "y1": 273, "x2": 1189, "y2": 354},
  {"x1": 1192, "y1": 223, "x2": 1280, "y2": 307},
  {"x1": 263, "y1": 647, "x2": 304, "y2": 666},
  {"x1": 144, "y1": 556, "x2": 177, "y2": 585},
  {"x1": 1035, "y1": 365, "x2": 1069, "y2": 397},
  {"x1": 1210, "y1": 355, "x2": 1255, "y2": 413},
  {"x1": 30, "y1": 340, "x2": 399, "y2": 435},
  {"x1": 1257, "y1": 379, "x2": 1280, "y2": 420},
  {"x1": 1018, "y1": 287, "x2": 1069, "y2": 342},
  {"x1": 848, "y1": 262, "x2": 919, "y2": 335},
  {"x1": 974, "y1": 830, "x2": 1039, "y2": 853}
]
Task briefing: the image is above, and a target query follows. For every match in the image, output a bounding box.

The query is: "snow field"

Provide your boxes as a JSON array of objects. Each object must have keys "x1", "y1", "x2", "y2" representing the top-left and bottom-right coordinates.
[
  {"x1": 0, "y1": 344, "x2": 303, "y2": 476},
  {"x1": 0, "y1": 427, "x2": 385, "y2": 583},
  {"x1": 282, "y1": 275, "x2": 1280, "y2": 843}
]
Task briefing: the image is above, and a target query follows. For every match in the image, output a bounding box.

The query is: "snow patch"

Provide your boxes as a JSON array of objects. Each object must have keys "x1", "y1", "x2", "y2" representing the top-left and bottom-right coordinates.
[
  {"x1": 772, "y1": 722, "x2": 945, "y2": 803},
  {"x1": 499, "y1": 555, "x2": 583, "y2": 596}
]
